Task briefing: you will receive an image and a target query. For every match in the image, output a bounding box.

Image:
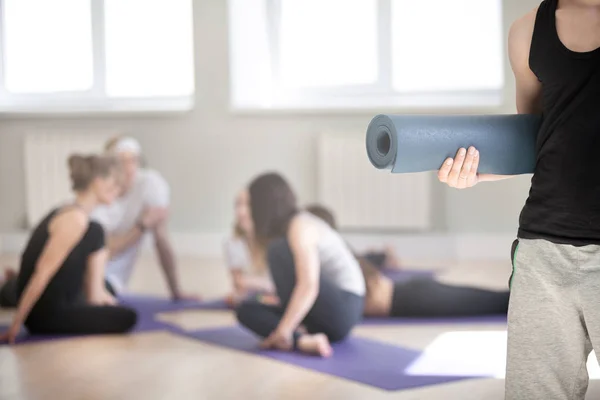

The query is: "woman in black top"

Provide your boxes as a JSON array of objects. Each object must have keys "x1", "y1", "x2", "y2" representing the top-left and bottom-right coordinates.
[{"x1": 0, "y1": 154, "x2": 137, "y2": 344}]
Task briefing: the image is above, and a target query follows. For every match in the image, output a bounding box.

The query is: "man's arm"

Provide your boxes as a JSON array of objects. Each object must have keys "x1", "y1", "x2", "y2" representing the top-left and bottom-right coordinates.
[
  {"x1": 153, "y1": 219, "x2": 186, "y2": 300},
  {"x1": 105, "y1": 208, "x2": 167, "y2": 258},
  {"x1": 90, "y1": 207, "x2": 143, "y2": 259},
  {"x1": 508, "y1": 8, "x2": 543, "y2": 115},
  {"x1": 106, "y1": 226, "x2": 144, "y2": 258},
  {"x1": 480, "y1": 9, "x2": 541, "y2": 182},
  {"x1": 438, "y1": 9, "x2": 542, "y2": 187}
]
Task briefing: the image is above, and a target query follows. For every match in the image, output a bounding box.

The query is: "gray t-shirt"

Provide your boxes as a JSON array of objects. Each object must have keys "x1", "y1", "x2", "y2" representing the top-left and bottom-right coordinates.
[{"x1": 301, "y1": 212, "x2": 365, "y2": 296}]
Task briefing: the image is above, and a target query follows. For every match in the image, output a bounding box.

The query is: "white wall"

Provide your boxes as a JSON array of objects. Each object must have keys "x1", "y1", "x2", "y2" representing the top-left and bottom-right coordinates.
[{"x1": 0, "y1": 0, "x2": 539, "y2": 238}]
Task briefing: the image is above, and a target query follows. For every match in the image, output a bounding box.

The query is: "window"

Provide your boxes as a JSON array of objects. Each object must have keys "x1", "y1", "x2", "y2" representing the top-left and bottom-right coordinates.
[
  {"x1": 0, "y1": 0, "x2": 195, "y2": 114},
  {"x1": 3, "y1": 0, "x2": 93, "y2": 94},
  {"x1": 277, "y1": 0, "x2": 378, "y2": 88},
  {"x1": 229, "y1": 0, "x2": 504, "y2": 111}
]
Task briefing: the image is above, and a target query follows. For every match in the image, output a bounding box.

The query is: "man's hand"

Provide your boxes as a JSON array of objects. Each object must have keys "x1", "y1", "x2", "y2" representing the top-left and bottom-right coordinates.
[{"x1": 438, "y1": 147, "x2": 480, "y2": 189}]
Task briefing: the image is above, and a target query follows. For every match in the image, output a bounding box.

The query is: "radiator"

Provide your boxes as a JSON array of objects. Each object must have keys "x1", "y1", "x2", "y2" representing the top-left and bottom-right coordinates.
[
  {"x1": 317, "y1": 132, "x2": 431, "y2": 231},
  {"x1": 24, "y1": 131, "x2": 112, "y2": 228}
]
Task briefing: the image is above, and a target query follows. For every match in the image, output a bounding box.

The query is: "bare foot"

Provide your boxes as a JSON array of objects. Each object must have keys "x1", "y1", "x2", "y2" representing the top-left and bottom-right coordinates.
[{"x1": 297, "y1": 333, "x2": 333, "y2": 358}]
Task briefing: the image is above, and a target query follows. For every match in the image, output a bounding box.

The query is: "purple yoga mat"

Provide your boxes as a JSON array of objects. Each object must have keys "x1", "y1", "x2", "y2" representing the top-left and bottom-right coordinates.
[
  {"x1": 182, "y1": 325, "x2": 474, "y2": 391},
  {"x1": 118, "y1": 294, "x2": 230, "y2": 313},
  {"x1": 361, "y1": 314, "x2": 507, "y2": 326}
]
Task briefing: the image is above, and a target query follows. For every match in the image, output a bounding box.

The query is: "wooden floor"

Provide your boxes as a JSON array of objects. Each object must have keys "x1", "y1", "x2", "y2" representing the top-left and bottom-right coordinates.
[{"x1": 2, "y1": 254, "x2": 600, "y2": 400}]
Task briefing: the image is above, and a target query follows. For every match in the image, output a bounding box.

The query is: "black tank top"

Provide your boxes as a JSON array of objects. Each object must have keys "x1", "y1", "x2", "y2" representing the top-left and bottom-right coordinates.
[
  {"x1": 518, "y1": 0, "x2": 600, "y2": 245},
  {"x1": 17, "y1": 207, "x2": 105, "y2": 311}
]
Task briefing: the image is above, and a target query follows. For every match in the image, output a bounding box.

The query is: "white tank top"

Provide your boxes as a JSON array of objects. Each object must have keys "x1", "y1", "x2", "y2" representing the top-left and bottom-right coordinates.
[{"x1": 300, "y1": 212, "x2": 365, "y2": 296}]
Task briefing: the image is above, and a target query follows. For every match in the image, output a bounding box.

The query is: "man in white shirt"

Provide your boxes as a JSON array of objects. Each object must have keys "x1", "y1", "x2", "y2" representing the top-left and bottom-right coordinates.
[{"x1": 91, "y1": 136, "x2": 197, "y2": 301}]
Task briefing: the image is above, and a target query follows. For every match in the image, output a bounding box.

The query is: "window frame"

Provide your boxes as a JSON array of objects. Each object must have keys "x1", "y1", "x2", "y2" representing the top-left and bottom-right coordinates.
[
  {"x1": 0, "y1": 0, "x2": 195, "y2": 115},
  {"x1": 250, "y1": 0, "x2": 504, "y2": 112}
]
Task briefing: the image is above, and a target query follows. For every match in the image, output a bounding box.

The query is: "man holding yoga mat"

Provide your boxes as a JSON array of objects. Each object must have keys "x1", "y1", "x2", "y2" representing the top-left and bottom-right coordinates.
[{"x1": 437, "y1": 1, "x2": 600, "y2": 399}]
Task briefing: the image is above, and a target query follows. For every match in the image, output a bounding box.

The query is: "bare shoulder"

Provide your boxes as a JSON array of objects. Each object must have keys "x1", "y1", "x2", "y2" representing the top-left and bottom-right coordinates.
[
  {"x1": 288, "y1": 213, "x2": 319, "y2": 243},
  {"x1": 50, "y1": 208, "x2": 88, "y2": 235},
  {"x1": 508, "y1": 6, "x2": 541, "y2": 76},
  {"x1": 509, "y1": 7, "x2": 538, "y2": 49}
]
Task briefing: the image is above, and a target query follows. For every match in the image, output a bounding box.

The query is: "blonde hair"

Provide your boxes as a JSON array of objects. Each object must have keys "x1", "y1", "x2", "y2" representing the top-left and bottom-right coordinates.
[
  {"x1": 68, "y1": 154, "x2": 118, "y2": 191},
  {"x1": 104, "y1": 135, "x2": 123, "y2": 153}
]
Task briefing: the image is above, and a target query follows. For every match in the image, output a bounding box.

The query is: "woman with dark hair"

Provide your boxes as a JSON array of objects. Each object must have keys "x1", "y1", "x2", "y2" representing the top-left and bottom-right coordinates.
[
  {"x1": 0, "y1": 154, "x2": 137, "y2": 344},
  {"x1": 235, "y1": 173, "x2": 365, "y2": 357},
  {"x1": 306, "y1": 204, "x2": 510, "y2": 318}
]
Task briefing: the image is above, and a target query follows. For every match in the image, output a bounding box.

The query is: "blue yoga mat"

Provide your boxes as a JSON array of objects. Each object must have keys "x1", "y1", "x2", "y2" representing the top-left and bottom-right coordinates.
[
  {"x1": 366, "y1": 114, "x2": 541, "y2": 175},
  {"x1": 182, "y1": 325, "x2": 474, "y2": 391}
]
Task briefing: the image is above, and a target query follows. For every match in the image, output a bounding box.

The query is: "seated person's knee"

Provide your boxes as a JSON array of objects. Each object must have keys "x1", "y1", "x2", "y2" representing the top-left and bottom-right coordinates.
[
  {"x1": 120, "y1": 307, "x2": 138, "y2": 331},
  {"x1": 235, "y1": 300, "x2": 262, "y2": 326}
]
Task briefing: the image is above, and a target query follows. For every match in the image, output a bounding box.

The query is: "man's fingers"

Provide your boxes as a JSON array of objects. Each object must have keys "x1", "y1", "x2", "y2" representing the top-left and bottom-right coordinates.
[
  {"x1": 448, "y1": 148, "x2": 467, "y2": 186},
  {"x1": 467, "y1": 150, "x2": 480, "y2": 187},
  {"x1": 460, "y1": 147, "x2": 476, "y2": 179},
  {"x1": 438, "y1": 158, "x2": 453, "y2": 183}
]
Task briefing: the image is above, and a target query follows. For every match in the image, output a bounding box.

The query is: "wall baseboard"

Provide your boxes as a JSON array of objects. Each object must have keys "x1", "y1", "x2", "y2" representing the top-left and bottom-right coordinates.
[{"x1": 0, "y1": 231, "x2": 516, "y2": 262}]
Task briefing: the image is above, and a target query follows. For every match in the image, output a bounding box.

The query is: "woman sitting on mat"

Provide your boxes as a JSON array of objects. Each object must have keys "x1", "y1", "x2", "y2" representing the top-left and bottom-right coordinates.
[
  {"x1": 0, "y1": 154, "x2": 137, "y2": 344},
  {"x1": 235, "y1": 172, "x2": 365, "y2": 357},
  {"x1": 223, "y1": 190, "x2": 275, "y2": 306},
  {"x1": 307, "y1": 204, "x2": 510, "y2": 318}
]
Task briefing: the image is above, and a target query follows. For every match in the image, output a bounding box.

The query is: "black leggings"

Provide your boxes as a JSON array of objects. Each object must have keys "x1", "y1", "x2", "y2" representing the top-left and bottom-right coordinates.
[
  {"x1": 391, "y1": 278, "x2": 510, "y2": 317},
  {"x1": 0, "y1": 277, "x2": 18, "y2": 308},
  {"x1": 25, "y1": 304, "x2": 137, "y2": 335},
  {"x1": 236, "y1": 238, "x2": 364, "y2": 344},
  {"x1": 1, "y1": 276, "x2": 136, "y2": 335}
]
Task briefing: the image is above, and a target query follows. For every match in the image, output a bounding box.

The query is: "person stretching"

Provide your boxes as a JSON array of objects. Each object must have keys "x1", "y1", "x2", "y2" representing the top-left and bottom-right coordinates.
[
  {"x1": 0, "y1": 154, "x2": 137, "y2": 344},
  {"x1": 235, "y1": 172, "x2": 365, "y2": 357},
  {"x1": 91, "y1": 136, "x2": 198, "y2": 300}
]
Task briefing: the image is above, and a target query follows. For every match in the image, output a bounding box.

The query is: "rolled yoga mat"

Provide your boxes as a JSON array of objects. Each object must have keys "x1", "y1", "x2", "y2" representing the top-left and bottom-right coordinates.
[{"x1": 366, "y1": 114, "x2": 541, "y2": 175}]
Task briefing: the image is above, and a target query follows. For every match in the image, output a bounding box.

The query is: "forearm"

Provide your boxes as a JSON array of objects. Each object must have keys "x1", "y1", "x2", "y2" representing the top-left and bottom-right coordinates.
[
  {"x1": 154, "y1": 228, "x2": 181, "y2": 298},
  {"x1": 230, "y1": 270, "x2": 246, "y2": 293},
  {"x1": 478, "y1": 174, "x2": 517, "y2": 182},
  {"x1": 12, "y1": 274, "x2": 50, "y2": 326},
  {"x1": 107, "y1": 226, "x2": 143, "y2": 258},
  {"x1": 277, "y1": 283, "x2": 318, "y2": 333},
  {"x1": 240, "y1": 275, "x2": 275, "y2": 293}
]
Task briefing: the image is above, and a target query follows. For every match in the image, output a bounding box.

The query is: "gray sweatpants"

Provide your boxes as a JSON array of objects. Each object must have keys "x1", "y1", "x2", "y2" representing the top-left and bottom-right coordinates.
[{"x1": 506, "y1": 238, "x2": 600, "y2": 399}]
